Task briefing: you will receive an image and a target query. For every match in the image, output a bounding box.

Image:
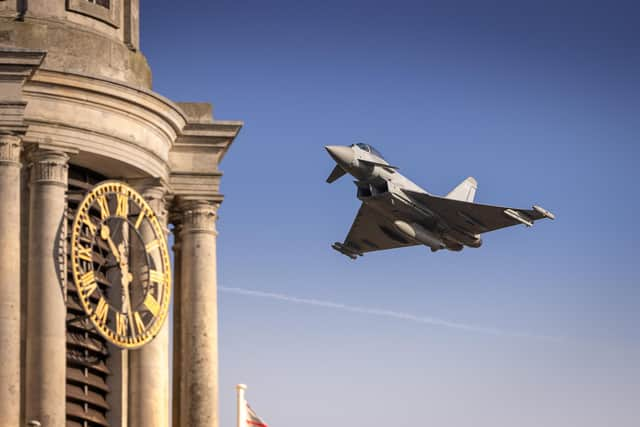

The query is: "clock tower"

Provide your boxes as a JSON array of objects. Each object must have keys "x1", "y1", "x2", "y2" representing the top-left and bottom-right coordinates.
[{"x1": 0, "y1": 2, "x2": 242, "y2": 426}]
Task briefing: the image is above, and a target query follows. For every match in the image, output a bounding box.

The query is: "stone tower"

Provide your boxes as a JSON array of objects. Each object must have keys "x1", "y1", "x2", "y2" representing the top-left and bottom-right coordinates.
[{"x1": 0, "y1": 2, "x2": 241, "y2": 426}]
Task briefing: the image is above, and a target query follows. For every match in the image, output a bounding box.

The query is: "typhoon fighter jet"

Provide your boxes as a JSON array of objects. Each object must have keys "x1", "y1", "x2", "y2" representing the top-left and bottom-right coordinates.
[{"x1": 325, "y1": 143, "x2": 555, "y2": 259}]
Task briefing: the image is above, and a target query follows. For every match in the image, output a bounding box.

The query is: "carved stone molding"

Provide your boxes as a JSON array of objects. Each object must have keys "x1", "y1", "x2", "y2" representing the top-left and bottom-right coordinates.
[
  {"x1": 29, "y1": 150, "x2": 69, "y2": 186},
  {"x1": 0, "y1": 102, "x2": 28, "y2": 133},
  {"x1": 0, "y1": 48, "x2": 46, "y2": 133},
  {"x1": 0, "y1": 48, "x2": 46, "y2": 84},
  {"x1": 129, "y1": 178, "x2": 169, "y2": 229},
  {"x1": 0, "y1": 133, "x2": 21, "y2": 165},
  {"x1": 175, "y1": 201, "x2": 219, "y2": 236}
]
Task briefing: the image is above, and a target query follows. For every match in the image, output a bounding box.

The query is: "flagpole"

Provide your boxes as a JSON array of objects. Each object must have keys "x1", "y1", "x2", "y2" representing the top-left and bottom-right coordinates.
[{"x1": 236, "y1": 384, "x2": 247, "y2": 427}]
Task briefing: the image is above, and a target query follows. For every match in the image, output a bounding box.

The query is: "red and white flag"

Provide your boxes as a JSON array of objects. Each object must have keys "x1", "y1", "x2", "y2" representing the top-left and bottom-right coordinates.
[
  {"x1": 247, "y1": 403, "x2": 268, "y2": 427},
  {"x1": 237, "y1": 384, "x2": 269, "y2": 427}
]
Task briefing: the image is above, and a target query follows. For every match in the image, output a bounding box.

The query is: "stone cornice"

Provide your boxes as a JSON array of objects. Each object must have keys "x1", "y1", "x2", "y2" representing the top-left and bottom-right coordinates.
[
  {"x1": 176, "y1": 120, "x2": 242, "y2": 163},
  {"x1": 20, "y1": 69, "x2": 188, "y2": 180},
  {"x1": 21, "y1": 69, "x2": 243, "y2": 184},
  {"x1": 0, "y1": 48, "x2": 46, "y2": 133},
  {"x1": 0, "y1": 48, "x2": 46, "y2": 83},
  {"x1": 167, "y1": 173, "x2": 224, "y2": 205},
  {"x1": 180, "y1": 121, "x2": 243, "y2": 138},
  {"x1": 0, "y1": 101, "x2": 27, "y2": 132},
  {"x1": 25, "y1": 121, "x2": 166, "y2": 180},
  {"x1": 169, "y1": 117, "x2": 242, "y2": 203},
  {"x1": 25, "y1": 69, "x2": 187, "y2": 139}
]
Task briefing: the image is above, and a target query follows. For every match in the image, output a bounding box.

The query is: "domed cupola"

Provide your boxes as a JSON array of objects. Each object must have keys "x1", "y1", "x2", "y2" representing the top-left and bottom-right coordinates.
[{"x1": 0, "y1": 0, "x2": 151, "y2": 87}]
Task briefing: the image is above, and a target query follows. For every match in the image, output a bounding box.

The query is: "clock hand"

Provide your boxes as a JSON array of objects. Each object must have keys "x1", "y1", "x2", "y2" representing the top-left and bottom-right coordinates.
[
  {"x1": 100, "y1": 224, "x2": 121, "y2": 264},
  {"x1": 117, "y1": 242, "x2": 136, "y2": 334}
]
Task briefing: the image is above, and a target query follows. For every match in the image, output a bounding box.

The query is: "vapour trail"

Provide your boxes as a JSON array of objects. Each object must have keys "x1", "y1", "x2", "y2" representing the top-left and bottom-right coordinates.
[{"x1": 219, "y1": 286, "x2": 562, "y2": 342}]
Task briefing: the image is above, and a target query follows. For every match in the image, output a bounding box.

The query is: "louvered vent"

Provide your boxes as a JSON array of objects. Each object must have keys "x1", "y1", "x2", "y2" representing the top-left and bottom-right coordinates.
[{"x1": 66, "y1": 166, "x2": 111, "y2": 427}]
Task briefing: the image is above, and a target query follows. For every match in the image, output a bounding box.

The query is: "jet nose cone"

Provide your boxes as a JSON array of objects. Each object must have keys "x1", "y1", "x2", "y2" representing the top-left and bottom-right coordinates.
[{"x1": 325, "y1": 145, "x2": 354, "y2": 166}]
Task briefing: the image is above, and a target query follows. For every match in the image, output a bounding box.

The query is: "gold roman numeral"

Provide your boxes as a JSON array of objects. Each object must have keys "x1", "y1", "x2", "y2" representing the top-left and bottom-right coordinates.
[
  {"x1": 81, "y1": 213, "x2": 97, "y2": 235},
  {"x1": 96, "y1": 195, "x2": 110, "y2": 220},
  {"x1": 133, "y1": 311, "x2": 146, "y2": 335},
  {"x1": 134, "y1": 209, "x2": 146, "y2": 230},
  {"x1": 145, "y1": 239, "x2": 160, "y2": 253},
  {"x1": 77, "y1": 245, "x2": 93, "y2": 263},
  {"x1": 149, "y1": 269, "x2": 165, "y2": 284},
  {"x1": 94, "y1": 297, "x2": 109, "y2": 325},
  {"x1": 116, "y1": 313, "x2": 127, "y2": 336},
  {"x1": 143, "y1": 293, "x2": 160, "y2": 317},
  {"x1": 115, "y1": 193, "x2": 129, "y2": 218},
  {"x1": 78, "y1": 270, "x2": 98, "y2": 297}
]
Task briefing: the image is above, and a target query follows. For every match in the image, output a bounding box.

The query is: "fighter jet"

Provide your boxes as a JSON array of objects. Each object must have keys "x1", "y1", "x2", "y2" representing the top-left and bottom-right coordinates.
[{"x1": 325, "y1": 143, "x2": 555, "y2": 259}]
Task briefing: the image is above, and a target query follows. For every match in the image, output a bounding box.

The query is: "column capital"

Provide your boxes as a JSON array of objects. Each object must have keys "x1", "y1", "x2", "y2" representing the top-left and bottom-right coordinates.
[
  {"x1": 29, "y1": 149, "x2": 69, "y2": 187},
  {"x1": 0, "y1": 133, "x2": 21, "y2": 165},
  {"x1": 0, "y1": 132, "x2": 22, "y2": 427},
  {"x1": 172, "y1": 200, "x2": 219, "y2": 236},
  {"x1": 128, "y1": 178, "x2": 169, "y2": 224}
]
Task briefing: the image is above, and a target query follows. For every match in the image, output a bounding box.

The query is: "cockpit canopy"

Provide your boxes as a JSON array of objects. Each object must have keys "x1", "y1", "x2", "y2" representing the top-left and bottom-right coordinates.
[{"x1": 352, "y1": 143, "x2": 385, "y2": 160}]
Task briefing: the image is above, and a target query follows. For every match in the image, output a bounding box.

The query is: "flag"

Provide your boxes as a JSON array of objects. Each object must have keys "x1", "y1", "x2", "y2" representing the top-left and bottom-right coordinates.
[{"x1": 246, "y1": 403, "x2": 268, "y2": 427}]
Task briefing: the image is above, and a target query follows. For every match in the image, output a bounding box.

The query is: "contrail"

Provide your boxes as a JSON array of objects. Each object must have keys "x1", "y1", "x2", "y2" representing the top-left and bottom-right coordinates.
[{"x1": 218, "y1": 286, "x2": 562, "y2": 341}]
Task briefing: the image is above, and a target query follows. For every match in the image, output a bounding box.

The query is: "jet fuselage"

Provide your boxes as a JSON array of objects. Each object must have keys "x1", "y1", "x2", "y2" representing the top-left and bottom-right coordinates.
[{"x1": 325, "y1": 143, "x2": 479, "y2": 252}]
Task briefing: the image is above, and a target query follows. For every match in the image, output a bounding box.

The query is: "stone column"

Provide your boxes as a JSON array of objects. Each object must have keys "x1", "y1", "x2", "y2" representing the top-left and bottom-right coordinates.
[
  {"x1": 177, "y1": 200, "x2": 220, "y2": 427},
  {"x1": 171, "y1": 219, "x2": 183, "y2": 427},
  {"x1": 25, "y1": 149, "x2": 69, "y2": 427},
  {"x1": 0, "y1": 133, "x2": 22, "y2": 427},
  {"x1": 128, "y1": 185, "x2": 170, "y2": 427},
  {"x1": 106, "y1": 342, "x2": 128, "y2": 427}
]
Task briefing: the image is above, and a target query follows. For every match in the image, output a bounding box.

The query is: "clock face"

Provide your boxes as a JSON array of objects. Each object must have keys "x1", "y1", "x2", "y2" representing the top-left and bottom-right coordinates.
[{"x1": 70, "y1": 181, "x2": 171, "y2": 349}]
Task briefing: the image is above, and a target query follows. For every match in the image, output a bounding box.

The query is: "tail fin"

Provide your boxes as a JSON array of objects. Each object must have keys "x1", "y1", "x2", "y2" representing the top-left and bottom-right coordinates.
[{"x1": 446, "y1": 177, "x2": 477, "y2": 202}]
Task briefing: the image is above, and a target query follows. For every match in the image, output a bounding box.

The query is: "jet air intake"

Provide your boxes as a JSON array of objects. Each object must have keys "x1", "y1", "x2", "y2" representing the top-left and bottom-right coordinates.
[{"x1": 393, "y1": 220, "x2": 445, "y2": 252}]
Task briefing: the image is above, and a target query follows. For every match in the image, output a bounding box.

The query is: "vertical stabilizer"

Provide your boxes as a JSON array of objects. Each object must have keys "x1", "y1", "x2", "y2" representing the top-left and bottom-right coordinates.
[{"x1": 446, "y1": 177, "x2": 477, "y2": 202}]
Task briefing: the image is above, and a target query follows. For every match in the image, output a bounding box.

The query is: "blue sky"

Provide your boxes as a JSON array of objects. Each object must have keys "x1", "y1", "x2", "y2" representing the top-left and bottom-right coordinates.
[{"x1": 143, "y1": 1, "x2": 639, "y2": 426}]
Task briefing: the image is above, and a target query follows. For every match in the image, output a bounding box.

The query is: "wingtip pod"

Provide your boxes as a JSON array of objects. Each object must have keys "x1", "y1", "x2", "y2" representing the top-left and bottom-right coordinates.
[
  {"x1": 533, "y1": 205, "x2": 555, "y2": 220},
  {"x1": 331, "y1": 242, "x2": 361, "y2": 260}
]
